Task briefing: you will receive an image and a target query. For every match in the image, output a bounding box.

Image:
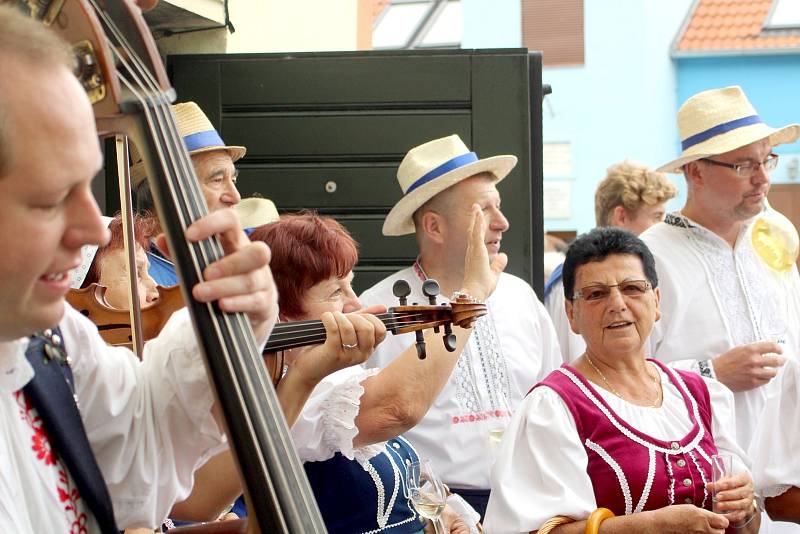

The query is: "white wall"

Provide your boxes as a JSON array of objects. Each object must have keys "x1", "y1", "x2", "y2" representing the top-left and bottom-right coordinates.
[{"x1": 157, "y1": 0, "x2": 361, "y2": 55}]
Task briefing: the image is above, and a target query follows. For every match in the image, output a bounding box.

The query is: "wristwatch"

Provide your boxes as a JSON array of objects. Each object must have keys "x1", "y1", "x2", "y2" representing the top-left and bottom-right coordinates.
[{"x1": 450, "y1": 290, "x2": 482, "y2": 304}]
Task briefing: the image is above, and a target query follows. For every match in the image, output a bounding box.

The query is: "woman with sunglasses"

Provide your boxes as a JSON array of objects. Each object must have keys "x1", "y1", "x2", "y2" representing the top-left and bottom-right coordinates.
[{"x1": 484, "y1": 228, "x2": 758, "y2": 534}]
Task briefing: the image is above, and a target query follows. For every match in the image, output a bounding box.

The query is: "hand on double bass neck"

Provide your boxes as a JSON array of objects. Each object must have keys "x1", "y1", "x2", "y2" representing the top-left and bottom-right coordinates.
[{"x1": 168, "y1": 208, "x2": 279, "y2": 346}]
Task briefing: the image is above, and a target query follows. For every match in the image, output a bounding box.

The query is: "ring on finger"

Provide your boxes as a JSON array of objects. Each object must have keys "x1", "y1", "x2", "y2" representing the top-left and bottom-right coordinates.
[{"x1": 342, "y1": 342, "x2": 358, "y2": 349}]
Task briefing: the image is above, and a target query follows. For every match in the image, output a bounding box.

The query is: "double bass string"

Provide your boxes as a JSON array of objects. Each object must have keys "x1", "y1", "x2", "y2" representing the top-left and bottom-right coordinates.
[{"x1": 89, "y1": 3, "x2": 327, "y2": 530}]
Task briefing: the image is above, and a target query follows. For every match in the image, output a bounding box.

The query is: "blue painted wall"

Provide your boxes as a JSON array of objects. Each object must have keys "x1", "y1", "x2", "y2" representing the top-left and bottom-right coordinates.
[
  {"x1": 676, "y1": 55, "x2": 800, "y2": 185},
  {"x1": 462, "y1": 0, "x2": 520, "y2": 48},
  {"x1": 461, "y1": 0, "x2": 693, "y2": 234},
  {"x1": 539, "y1": 0, "x2": 693, "y2": 233}
]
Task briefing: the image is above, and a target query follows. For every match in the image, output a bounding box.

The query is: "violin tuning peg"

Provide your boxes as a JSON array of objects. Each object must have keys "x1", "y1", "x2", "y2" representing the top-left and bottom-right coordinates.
[
  {"x1": 393, "y1": 280, "x2": 411, "y2": 306},
  {"x1": 422, "y1": 278, "x2": 440, "y2": 305},
  {"x1": 415, "y1": 330, "x2": 427, "y2": 360},
  {"x1": 443, "y1": 323, "x2": 456, "y2": 352}
]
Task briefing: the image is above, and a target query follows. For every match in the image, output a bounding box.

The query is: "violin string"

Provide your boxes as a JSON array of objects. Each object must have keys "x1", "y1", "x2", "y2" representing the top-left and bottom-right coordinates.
[
  {"x1": 270, "y1": 312, "x2": 429, "y2": 330},
  {"x1": 268, "y1": 319, "x2": 428, "y2": 340}
]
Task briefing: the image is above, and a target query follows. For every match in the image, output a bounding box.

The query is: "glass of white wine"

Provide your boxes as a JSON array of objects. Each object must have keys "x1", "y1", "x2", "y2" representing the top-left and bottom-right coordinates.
[
  {"x1": 486, "y1": 394, "x2": 512, "y2": 458},
  {"x1": 406, "y1": 459, "x2": 447, "y2": 534}
]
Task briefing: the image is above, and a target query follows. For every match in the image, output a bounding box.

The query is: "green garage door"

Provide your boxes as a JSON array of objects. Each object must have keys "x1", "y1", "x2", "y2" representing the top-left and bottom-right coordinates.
[{"x1": 167, "y1": 49, "x2": 545, "y2": 297}]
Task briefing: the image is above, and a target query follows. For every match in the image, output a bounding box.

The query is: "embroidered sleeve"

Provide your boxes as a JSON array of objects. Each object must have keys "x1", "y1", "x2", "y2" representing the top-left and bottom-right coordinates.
[{"x1": 291, "y1": 366, "x2": 385, "y2": 465}]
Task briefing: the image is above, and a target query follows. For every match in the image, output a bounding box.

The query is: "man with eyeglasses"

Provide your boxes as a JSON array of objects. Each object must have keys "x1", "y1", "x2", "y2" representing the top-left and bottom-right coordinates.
[{"x1": 641, "y1": 86, "x2": 800, "y2": 447}]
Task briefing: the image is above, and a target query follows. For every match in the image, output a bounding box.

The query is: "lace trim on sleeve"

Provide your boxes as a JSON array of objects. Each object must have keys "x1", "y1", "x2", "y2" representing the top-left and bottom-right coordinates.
[
  {"x1": 319, "y1": 367, "x2": 385, "y2": 465},
  {"x1": 763, "y1": 484, "x2": 793, "y2": 498}
]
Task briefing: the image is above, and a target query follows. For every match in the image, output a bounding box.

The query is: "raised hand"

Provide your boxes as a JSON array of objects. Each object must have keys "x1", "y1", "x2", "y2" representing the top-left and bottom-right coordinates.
[
  {"x1": 460, "y1": 204, "x2": 508, "y2": 303},
  {"x1": 712, "y1": 341, "x2": 785, "y2": 392}
]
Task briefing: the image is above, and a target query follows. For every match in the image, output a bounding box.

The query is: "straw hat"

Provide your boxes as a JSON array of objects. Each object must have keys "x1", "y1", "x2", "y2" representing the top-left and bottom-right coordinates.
[
  {"x1": 658, "y1": 86, "x2": 800, "y2": 173},
  {"x1": 383, "y1": 134, "x2": 517, "y2": 236},
  {"x1": 234, "y1": 197, "x2": 280, "y2": 229},
  {"x1": 131, "y1": 101, "x2": 246, "y2": 187}
]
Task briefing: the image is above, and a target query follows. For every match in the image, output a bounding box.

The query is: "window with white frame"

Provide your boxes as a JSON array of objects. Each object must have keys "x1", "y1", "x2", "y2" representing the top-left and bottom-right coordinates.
[{"x1": 373, "y1": 0, "x2": 462, "y2": 50}]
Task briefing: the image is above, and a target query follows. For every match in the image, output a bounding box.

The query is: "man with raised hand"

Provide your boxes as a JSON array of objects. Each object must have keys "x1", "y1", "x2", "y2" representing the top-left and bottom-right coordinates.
[{"x1": 360, "y1": 134, "x2": 561, "y2": 519}]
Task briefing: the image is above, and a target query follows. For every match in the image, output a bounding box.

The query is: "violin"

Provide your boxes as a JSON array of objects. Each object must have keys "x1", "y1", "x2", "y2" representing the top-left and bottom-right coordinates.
[
  {"x1": 21, "y1": 1, "x2": 326, "y2": 532},
  {"x1": 67, "y1": 283, "x2": 183, "y2": 349},
  {"x1": 263, "y1": 279, "x2": 486, "y2": 386},
  {"x1": 70, "y1": 279, "x2": 486, "y2": 387}
]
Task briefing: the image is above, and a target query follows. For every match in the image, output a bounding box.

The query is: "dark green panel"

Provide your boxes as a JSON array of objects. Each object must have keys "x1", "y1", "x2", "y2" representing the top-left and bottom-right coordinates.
[
  {"x1": 338, "y1": 217, "x2": 418, "y2": 262},
  {"x1": 169, "y1": 49, "x2": 539, "y2": 294},
  {"x1": 169, "y1": 59, "x2": 222, "y2": 125},
  {"x1": 222, "y1": 114, "x2": 471, "y2": 159},
  {"x1": 352, "y1": 267, "x2": 408, "y2": 297},
  {"x1": 471, "y1": 52, "x2": 533, "y2": 287},
  {"x1": 220, "y1": 55, "x2": 471, "y2": 106},
  {"x1": 237, "y1": 164, "x2": 401, "y2": 209}
]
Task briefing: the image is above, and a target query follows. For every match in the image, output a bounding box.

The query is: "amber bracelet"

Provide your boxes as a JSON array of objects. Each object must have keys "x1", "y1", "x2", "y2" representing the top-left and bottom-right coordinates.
[{"x1": 585, "y1": 508, "x2": 615, "y2": 534}]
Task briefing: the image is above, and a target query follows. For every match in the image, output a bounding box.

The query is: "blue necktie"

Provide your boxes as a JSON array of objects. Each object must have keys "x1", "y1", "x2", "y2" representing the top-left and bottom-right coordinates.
[{"x1": 23, "y1": 328, "x2": 119, "y2": 534}]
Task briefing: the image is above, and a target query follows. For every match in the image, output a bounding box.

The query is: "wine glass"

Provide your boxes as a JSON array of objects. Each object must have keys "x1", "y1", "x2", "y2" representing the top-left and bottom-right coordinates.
[
  {"x1": 406, "y1": 459, "x2": 448, "y2": 534},
  {"x1": 486, "y1": 395, "x2": 512, "y2": 458},
  {"x1": 711, "y1": 453, "x2": 734, "y2": 516}
]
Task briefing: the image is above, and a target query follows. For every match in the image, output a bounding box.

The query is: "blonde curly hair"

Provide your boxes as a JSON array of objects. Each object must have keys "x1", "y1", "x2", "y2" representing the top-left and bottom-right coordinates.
[{"x1": 595, "y1": 160, "x2": 678, "y2": 227}]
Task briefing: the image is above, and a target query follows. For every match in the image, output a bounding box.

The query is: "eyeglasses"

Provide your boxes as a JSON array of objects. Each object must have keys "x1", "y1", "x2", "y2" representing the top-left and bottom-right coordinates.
[
  {"x1": 571, "y1": 280, "x2": 652, "y2": 302},
  {"x1": 700, "y1": 153, "x2": 779, "y2": 178}
]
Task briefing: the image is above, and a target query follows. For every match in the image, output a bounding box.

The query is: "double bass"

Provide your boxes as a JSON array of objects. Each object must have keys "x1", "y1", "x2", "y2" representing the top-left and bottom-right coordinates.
[{"x1": 20, "y1": 1, "x2": 325, "y2": 531}]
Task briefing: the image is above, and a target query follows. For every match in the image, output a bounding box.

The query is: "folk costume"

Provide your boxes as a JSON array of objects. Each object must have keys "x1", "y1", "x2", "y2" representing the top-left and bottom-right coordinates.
[
  {"x1": 0, "y1": 306, "x2": 226, "y2": 532},
  {"x1": 483, "y1": 361, "x2": 745, "y2": 533},
  {"x1": 361, "y1": 134, "x2": 561, "y2": 517},
  {"x1": 644, "y1": 84, "x2": 800, "y2": 534},
  {"x1": 641, "y1": 212, "x2": 800, "y2": 449},
  {"x1": 291, "y1": 365, "x2": 427, "y2": 534}
]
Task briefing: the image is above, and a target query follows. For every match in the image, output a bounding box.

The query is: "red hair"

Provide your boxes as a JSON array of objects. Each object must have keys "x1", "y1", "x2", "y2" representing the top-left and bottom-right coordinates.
[
  {"x1": 82, "y1": 212, "x2": 157, "y2": 288},
  {"x1": 249, "y1": 213, "x2": 358, "y2": 318}
]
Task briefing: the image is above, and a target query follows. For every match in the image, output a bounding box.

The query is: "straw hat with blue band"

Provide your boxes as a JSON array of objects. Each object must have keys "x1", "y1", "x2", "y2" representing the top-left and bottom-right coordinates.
[
  {"x1": 383, "y1": 134, "x2": 517, "y2": 236},
  {"x1": 130, "y1": 101, "x2": 246, "y2": 187},
  {"x1": 657, "y1": 86, "x2": 800, "y2": 173}
]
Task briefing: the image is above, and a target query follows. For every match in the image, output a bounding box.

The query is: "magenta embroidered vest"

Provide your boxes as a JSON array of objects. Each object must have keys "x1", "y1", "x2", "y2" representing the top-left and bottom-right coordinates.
[{"x1": 536, "y1": 360, "x2": 717, "y2": 516}]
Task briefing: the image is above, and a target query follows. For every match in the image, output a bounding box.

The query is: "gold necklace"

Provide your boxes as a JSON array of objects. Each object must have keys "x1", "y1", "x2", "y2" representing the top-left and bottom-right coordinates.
[{"x1": 584, "y1": 353, "x2": 661, "y2": 408}]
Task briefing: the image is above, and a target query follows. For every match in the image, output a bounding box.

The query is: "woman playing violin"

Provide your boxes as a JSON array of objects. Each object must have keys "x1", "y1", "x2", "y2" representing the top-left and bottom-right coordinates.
[
  {"x1": 80, "y1": 213, "x2": 160, "y2": 309},
  {"x1": 251, "y1": 209, "x2": 503, "y2": 534}
]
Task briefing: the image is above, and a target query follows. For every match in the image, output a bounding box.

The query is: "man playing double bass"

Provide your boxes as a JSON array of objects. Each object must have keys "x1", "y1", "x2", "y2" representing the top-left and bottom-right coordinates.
[{"x1": 0, "y1": 5, "x2": 277, "y2": 532}]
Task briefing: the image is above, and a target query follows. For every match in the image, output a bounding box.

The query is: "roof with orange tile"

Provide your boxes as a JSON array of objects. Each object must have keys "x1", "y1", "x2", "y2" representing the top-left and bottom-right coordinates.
[{"x1": 674, "y1": 0, "x2": 800, "y2": 55}]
